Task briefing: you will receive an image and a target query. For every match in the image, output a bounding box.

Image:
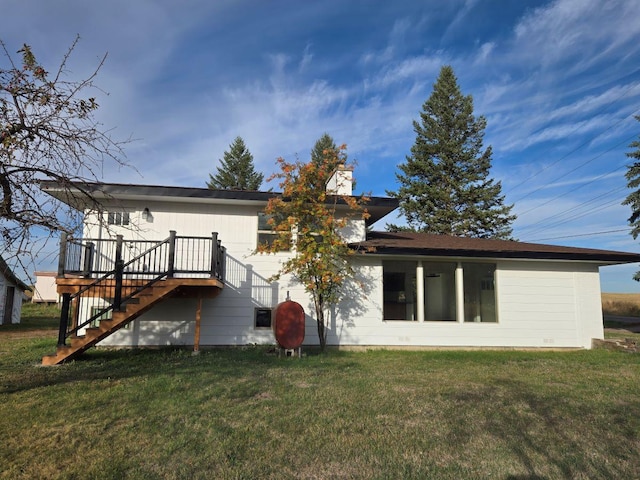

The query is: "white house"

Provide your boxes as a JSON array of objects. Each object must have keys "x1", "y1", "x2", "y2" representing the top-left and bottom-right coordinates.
[
  {"x1": 39, "y1": 176, "x2": 640, "y2": 364},
  {"x1": 0, "y1": 256, "x2": 31, "y2": 325}
]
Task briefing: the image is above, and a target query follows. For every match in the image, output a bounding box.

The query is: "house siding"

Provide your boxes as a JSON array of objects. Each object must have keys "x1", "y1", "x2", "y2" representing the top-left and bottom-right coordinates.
[
  {"x1": 82, "y1": 199, "x2": 604, "y2": 350},
  {"x1": 33, "y1": 271, "x2": 59, "y2": 303},
  {"x1": 0, "y1": 272, "x2": 25, "y2": 325},
  {"x1": 99, "y1": 255, "x2": 603, "y2": 350}
]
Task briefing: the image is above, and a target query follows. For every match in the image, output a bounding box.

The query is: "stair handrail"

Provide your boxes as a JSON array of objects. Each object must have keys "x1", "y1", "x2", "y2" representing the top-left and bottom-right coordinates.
[
  {"x1": 58, "y1": 235, "x2": 172, "y2": 345},
  {"x1": 56, "y1": 231, "x2": 225, "y2": 347}
]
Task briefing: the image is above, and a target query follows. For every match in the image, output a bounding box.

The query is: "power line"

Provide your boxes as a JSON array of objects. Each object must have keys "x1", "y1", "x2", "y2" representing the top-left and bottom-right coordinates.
[
  {"x1": 525, "y1": 179, "x2": 626, "y2": 237},
  {"x1": 527, "y1": 228, "x2": 630, "y2": 242},
  {"x1": 504, "y1": 84, "x2": 640, "y2": 199},
  {"x1": 518, "y1": 183, "x2": 626, "y2": 233},
  {"x1": 519, "y1": 196, "x2": 627, "y2": 243},
  {"x1": 512, "y1": 131, "x2": 638, "y2": 214}
]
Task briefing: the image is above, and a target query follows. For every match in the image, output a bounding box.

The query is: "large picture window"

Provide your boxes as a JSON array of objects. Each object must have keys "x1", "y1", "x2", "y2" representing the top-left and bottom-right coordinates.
[
  {"x1": 423, "y1": 262, "x2": 456, "y2": 321},
  {"x1": 463, "y1": 263, "x2": 496, "y2": 323},
  {"x1": 382, "y1": 260, "x2": 497, "y2": 323},
  {"x1": 383, "y1": 261, "x2": 417, "y2": 320}
]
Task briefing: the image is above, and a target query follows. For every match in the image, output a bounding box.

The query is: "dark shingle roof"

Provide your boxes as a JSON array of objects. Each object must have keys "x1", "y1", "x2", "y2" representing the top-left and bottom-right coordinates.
[
  {"x1": 352, "y1": 231, "x2": 640, "y2": 265},
  {"x1": 39, "y1": 180, "x2": 399, "y2": 227}
]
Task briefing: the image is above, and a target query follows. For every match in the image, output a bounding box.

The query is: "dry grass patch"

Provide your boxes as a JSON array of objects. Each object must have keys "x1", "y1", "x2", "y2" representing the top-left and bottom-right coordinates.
[{"x1": 602, "y1": 292, "x2": 640, "y2": 317}]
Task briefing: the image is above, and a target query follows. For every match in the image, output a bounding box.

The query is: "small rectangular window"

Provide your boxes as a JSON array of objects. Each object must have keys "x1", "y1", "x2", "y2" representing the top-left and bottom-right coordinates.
[
  {"x1": 257, "y1": 212, "x2": 290, "y2": 251},
  {"x1": 107, "y1": 211, "x2": 130, "y2": 226},
  {"x1": 90, "y1": 305, "x2": 113, "y2": 328},
  {"x1": 255, "y1": 308, "x2": 272, "y2": 329}
]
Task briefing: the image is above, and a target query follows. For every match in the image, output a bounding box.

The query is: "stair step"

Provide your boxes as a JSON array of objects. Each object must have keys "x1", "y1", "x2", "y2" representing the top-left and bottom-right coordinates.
[
  {"x1": 70, "y1": 336, "x2": 87, "y2": 348},
  {"x1": 42, "y1": 354, "x2": 61, "y2": 366},
  {"x1": 41, "y1": 277, "x2": 220, "y2": 366}
]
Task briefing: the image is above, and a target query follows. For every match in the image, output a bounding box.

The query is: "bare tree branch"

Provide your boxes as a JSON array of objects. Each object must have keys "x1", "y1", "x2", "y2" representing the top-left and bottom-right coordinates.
[{"x1": 0, "y1": 35, "x2": 132, "y2": 270}]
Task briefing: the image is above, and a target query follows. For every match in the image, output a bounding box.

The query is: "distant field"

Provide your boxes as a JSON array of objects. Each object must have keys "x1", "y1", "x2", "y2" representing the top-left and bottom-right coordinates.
[{"x1": 602, "y1": 292, "x2": 640, "y2": 317}]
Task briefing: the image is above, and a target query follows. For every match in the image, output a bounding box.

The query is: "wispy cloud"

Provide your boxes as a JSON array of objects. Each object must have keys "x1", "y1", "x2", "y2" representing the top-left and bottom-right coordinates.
[{"x1": 2, "y1": 0, "x2": 640, "y2": 289}]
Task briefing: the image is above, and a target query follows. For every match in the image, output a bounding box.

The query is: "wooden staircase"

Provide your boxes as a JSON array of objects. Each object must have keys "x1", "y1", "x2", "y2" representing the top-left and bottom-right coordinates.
[
  {"x1": 42, "y1": 231, "x2": 226, "y2": 366},
  {"x1": 42, "y1": 278, "x2": 221, "y2": 365}
]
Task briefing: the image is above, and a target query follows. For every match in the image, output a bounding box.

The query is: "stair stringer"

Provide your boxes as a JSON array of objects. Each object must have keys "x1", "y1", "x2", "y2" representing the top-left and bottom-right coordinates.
[{"x1": 42, "y1": 281, "x2": 182, "y2": 366}]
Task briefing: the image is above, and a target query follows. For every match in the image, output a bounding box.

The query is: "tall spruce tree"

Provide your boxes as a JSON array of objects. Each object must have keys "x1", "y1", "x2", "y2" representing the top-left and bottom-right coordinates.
[
  {"x1": 310, "y1": 133, "x2": 341, "y2": 190},
  {"x1": 622, "y1": 115, "x2": 640, "y2": 280},
  {"x1": 207, "y1": 137, "x2": 263, "y2": 190},
  {"x1": 311, "y1": 133, "x2": 338, "y2": 166},
  {"x1": 387, "y1": 66, "x2": 515, "y2": 239}
]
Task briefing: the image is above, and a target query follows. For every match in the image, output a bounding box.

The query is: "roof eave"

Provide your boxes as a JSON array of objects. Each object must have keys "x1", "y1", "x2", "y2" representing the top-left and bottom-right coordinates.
[
  {"x1": 39, "y1": 180, "x2": 399, "y2": 226},
  {"x1": 350, "y1": 245, "x2": 640, "y2": 265}
]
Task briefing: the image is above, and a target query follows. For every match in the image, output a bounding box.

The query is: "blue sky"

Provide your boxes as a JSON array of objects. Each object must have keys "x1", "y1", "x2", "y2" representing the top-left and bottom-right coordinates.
[{"x1": 2, "y1": 0, "x2": 640, "y2": 292}]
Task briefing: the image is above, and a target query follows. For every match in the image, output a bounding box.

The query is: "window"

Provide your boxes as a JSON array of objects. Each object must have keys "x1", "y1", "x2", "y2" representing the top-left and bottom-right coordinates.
[
  {"x1": 423, "y1": 262, "x2": 456, "y2": 321},
  {"x1": 107, "y1": 211, "x2": 130, "y2": 226},
  {"x1": 382, "y1": 261, "x2": 497, "y2": 323},
  {"x1": 90, "y1": 305, "x2": 113, "y2": 328},
  {"x1": 255, "y1": 308, "x2": 272, "y2": 329},
  {"x1": 296, "y1": 216, "x2": 325, "y2": 248},
  {"x1": 383, "y1": 261, "x2": 417, "y2": 320},
  {"x1": 463, "y1": 263, "x2": 497, "y2": 323},
  {"x1": 257, "y1": 213, "x2": 290, "y2": 251}
]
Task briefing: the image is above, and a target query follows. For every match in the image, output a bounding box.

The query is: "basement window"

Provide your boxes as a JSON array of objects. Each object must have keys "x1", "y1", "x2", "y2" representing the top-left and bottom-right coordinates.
[
  {"x1": 90, "y1": 305, "x2": 113, "y2": 328},
  {"x1": 255, "y1": 308, "x2": 272, "y2": 329},
  {"x1": 382, "y1": 260, "x2": 497, "y2": 323}
]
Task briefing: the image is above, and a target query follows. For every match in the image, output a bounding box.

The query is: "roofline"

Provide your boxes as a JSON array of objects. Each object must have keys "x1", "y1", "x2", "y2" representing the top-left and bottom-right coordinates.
[
  {"x1": 0, "y1": 257, "x2": 32, "y2": 292},
  {"x1": 352, "y1": 246, "x2": 640, "y2": 265},
  {"x1": 350, "y1": 230, "x2": 640, "y2": 266},
  {"x1": 39, "y1": 180, "x2": 399, "y2": 226}
]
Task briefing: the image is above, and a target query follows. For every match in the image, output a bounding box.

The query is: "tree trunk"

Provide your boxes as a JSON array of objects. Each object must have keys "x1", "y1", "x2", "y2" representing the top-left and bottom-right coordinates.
[{"x1": 314, "y1": 295, "x2": 327, "y2": 351}]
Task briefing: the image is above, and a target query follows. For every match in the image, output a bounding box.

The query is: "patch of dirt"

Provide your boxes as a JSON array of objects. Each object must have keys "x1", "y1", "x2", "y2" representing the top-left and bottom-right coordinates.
[
  {"x1": 606, "y1": 325, "x2": 640, "y2": 334},
  {"x1": 0, "y1": 329, "x2": 56, "y2": 340}
]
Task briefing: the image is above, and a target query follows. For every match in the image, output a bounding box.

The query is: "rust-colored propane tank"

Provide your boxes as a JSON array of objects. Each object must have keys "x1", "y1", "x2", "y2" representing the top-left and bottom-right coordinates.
[{"x1": 272, "y1": 300, "x2": 305, "y2": 349}]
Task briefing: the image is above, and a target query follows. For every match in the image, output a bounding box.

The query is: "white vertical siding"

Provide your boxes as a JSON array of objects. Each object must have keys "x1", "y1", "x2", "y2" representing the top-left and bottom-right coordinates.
[
  {"x1": 0, "y1": 272, "x2": 25, "y2": 325},
  {"x1": 33, "y1": 272, "x2": 59, "y2": 303}
]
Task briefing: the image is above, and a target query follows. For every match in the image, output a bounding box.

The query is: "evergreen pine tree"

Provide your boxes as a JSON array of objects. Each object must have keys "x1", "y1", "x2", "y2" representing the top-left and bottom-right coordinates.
[
  {"x1": 311, "y1": 133, "x2": 338, "y2": 166},
  {"x1": 207, "y1": 137, "x2": 263, "y2": 190},
  {"x1": 622, "y1": 115, "x2": 640, "y2": 280},
  {"x1": 387, "y1": 65, "x2": 515, "y2": 239},
  {"x1": 310, "y1": 133, "x2": 341, "y2": 190}
]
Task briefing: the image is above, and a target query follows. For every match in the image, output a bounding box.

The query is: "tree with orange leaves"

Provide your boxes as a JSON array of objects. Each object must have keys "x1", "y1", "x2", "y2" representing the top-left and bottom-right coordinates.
[{"x1": 258, "y1": 145, "x2": 369, "y2": 351}]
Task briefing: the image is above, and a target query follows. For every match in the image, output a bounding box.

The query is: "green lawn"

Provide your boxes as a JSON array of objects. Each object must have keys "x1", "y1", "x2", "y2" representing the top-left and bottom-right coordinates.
[{"x1": 1, "y1": 311, "x2": 640, "y2": 479}]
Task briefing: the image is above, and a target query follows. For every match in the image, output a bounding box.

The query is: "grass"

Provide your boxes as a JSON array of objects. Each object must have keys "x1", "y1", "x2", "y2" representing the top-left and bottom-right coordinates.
[
  {"x1": 4, "y1": 302, "x2": 60, "y2": 332},
  {"x1": 1, "y1": 307, "x2": 640, "y2": 479}
]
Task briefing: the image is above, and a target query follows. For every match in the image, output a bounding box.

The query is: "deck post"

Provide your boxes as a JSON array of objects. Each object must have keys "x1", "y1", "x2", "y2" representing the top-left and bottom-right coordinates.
[
  {"x1": 58, "y1": 293, "x2": 71, "y2": 347},
  {"x1": 219, "y1": 243, "x2": 226, "y2": 282},
  {"x1": 210, "y1": 232, "x2": 218, "y2": 278},
  {"x1": 167, "y1": 230, "x2": 176, "y2": 278},
  {"x1": 57, "y1": 232, "x2": 68, "y2": 277},
  {"x1": 113, "y1": 235, "x2": 124, "y2": 311},
  {"x1": 83, "y1": 242, "x2": 95, "y2": 278},
  {"x1": 194, "y1": 296, "x2": 202, "y2": 354}
]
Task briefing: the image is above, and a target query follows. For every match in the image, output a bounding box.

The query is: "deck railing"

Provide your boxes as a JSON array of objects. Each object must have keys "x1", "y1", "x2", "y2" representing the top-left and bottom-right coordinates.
[{"x1": 56, "y1": 231, "x2": 226, "y2": 346}]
